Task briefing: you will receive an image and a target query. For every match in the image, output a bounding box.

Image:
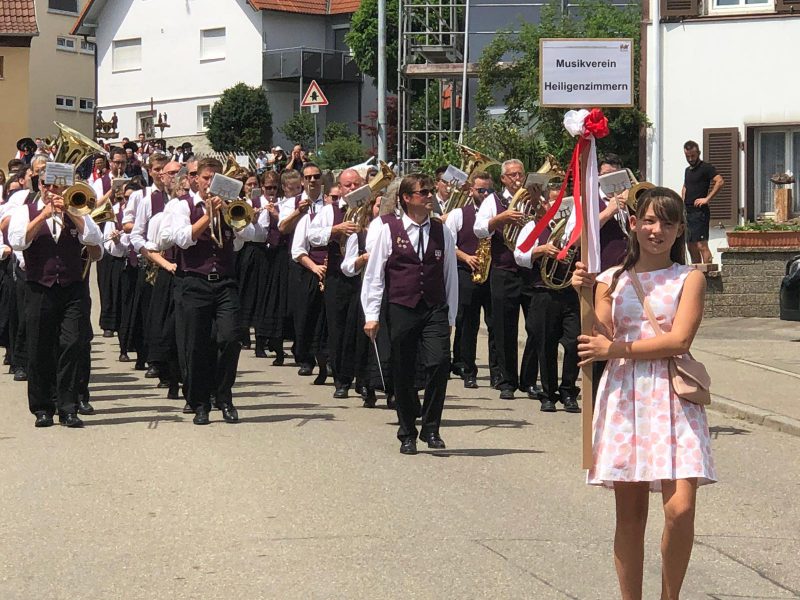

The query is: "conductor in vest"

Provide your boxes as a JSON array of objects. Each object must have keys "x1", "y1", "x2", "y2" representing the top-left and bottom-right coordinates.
[
  {"x1": 361, "y1": 173, "x2": 458, "y2": 455},
  {"x1": 8, "y1": 163, "x2": 104, "y2": 428}
]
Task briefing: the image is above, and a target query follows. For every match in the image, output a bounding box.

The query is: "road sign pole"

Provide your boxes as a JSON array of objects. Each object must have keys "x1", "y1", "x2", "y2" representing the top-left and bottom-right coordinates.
[{"x1": 313, "y1": 111, "x2": 318, "y2": 154}]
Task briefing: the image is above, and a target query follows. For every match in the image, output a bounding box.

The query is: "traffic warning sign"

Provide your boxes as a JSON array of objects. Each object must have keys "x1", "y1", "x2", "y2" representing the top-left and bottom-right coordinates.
[{"x1": 300, "y1": 80, "x2": 329, "y2": 107}]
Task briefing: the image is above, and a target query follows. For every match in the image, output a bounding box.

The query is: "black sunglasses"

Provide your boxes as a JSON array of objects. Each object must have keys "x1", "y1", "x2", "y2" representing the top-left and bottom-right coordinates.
[
  {"x1": 304, "y1": 173, "x2": 322, "y2": 181},
  {"x1": 263, "y1": 185, "x2": 278, "y2": 190},
  {"x1": 188, "y1": 171, "x2": 198, "y2": 176},
  {"x1": 330, "y1": 194, "x2": 341, "y2": 200},
  {"x1": 412, "y1": 188, "x2": 433, "y2": 197},
  {"x1": 475, "y1": 187, "x2": 494, "y2": 194}
]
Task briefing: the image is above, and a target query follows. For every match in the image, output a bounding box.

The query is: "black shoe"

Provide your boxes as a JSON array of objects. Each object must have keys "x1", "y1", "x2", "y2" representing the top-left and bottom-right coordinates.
[
  {"x1": 526, "y1": 385, "x2": 545, "y2": 400},
  {"x1": 7, "y1": 364, "x2": 15, "y2": 374},
  {"x1": 464, "y1": 376, "x2": 478, "y2": 389},
  {"x1": 255, "y1": 348, "x2": 267, "y2": 358},
  {"x1": 13, "y1": 368, "x2": 27, "y2": 382},
  {"x1": 193, "y1": 406, "x2": 210, "y2": 425},
  {"x1": 241, "y1": 339, "x2": 252, "y2": 350},
  {"x1": 59, "y1": 413, "x2": 84, "y2": 428},
  {"x1": 386, "y1": 395, "x2": 396, "y2": 410},
  {"x1": 561, "y1": 395, "x2": 581, "y2": 413},
  {"x1": 272, "y1": 351, "x2": 285, "y2": 366},
  {"x1": 144, "y1": 365, "x2": 160, "y2": 379},
  {"x1": 297, "y1": 365, "x2": 313, "y2": 376},
  {"x1": 134, "y1": 360, "x2": 147, "y2": 371},
  {"x1": 182, "y1": 402, "x2": 194, "y2": 414},
  {"x1": 451, "y1": 364, "x2": 464, "y2": 378},
  {"x1": 167, "y1": 387, "x2": 180, "y2": 400},
  {"x1": 119, "y1": 353, "x2": 130, "y2": 363},
  {"x1": 103, "y1": 330, "x2": 114, "y2": 338},
  {"x1": 34, "y1": 412, "x2": 54, "y2": 428},
  {"x1": 333, "y1": 386, "x2": 348, "y2": 399},
  {"x1": 77, "y1": 399, "x2": 95, "y2": 415},
  {"x1": 2, "y1": 354, "x2": 8, "y2": 365},
  {"x1": 540, "y1": 399, "x2": 557, "y2": 413},
  {"x1": 220, "y1": 404, "x2": 239, "y2": 424},
  {"x1": 499, "y1": 389, "x2": 514, "y2": 400},
  {"x1": 399, "y1": 438, "x2": 418, "y2": 455},
  {"x1": 363, "y1": 388, "x2": 377, "y2": 408},
  {"x1": 490, "y1": 374, "x2": 502, "y2": 389},
  {"x1": 156, "y1": 380, "x2": 170, "y2": 389},
  {"x1": 355, "y1": 383, "x2": 368, "y2": 399},
  {"x1": 421, "y1": 432, "x2": 446, "y2": 449},
  {"x1": 313, "y1": 365, "x2": 328, "y2": 385}
]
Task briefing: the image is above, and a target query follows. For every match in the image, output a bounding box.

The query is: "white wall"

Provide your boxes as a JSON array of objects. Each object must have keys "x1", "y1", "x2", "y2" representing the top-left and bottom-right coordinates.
[
  {"x1": 95, "y1": 0, "x2": 263, "y2": 140},
  {"x1": 645, "y1": 15, "x2": 800, "y2": 259}
]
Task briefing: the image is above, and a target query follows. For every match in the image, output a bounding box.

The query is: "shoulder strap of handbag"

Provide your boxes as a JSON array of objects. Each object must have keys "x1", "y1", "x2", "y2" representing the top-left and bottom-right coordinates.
[{"x1": 627, "y1": 269, "x2": 665, "y2": 337}]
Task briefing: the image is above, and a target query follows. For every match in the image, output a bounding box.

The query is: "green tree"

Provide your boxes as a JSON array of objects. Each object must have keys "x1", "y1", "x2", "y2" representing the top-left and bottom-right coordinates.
[
  {"x1": 346, "y1": 0, "x2": 399, "y2": 92},
  {"x1": 317, "y1": 135, "x2": 366, "y2": 171},
  {"x1": 280, "y1": 111, "x2": 316, "y2": 149},
  {"x1": 206, "y1": 83, "x2": 272, "y2": 153},
  {"x1": 324, "y1": 121, "x2": 353, "y2": 142},
  {"x1": 475, "y1": 0, "x2": 646, "y2": 171}
]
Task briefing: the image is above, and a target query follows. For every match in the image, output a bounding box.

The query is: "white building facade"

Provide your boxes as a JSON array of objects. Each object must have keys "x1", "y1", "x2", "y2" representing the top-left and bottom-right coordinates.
[
  {"x1": 72, "y1": 0, "x2": 374, "y2": 151},
  {"x1": 644, "y1": 0, "x2": 800, "y2": 254}
]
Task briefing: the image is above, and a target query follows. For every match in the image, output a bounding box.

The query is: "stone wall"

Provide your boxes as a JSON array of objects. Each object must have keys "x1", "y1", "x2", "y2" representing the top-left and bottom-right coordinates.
[{"x1": 705, "y1": 248, "x2": 799, "y2": 318}]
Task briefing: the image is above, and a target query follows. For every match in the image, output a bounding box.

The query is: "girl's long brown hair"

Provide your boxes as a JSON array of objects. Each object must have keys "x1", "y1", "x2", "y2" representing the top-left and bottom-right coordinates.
[{"x1": 609, "y1": 186, "x2": 687, "y2": 292}]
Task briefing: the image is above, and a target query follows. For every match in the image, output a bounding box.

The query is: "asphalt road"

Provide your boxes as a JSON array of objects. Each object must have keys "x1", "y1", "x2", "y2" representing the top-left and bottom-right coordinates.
[{"x1": 1, "y1": 332, "x2": 799, "y2": 600}]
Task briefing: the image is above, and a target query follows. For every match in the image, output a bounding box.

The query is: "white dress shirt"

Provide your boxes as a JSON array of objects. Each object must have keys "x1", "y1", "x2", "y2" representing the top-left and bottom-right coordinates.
[
  {"x1": 277, "y1": 191, "x2": 324, "y2": 227},
  {"x1": 8, "y1": 199, "x2": 103, "y2": 252},
  {"x1": 444, "y1": 206, "x2": 464, "y2": 240},
  {"x1": 122, "y1": 186, "x2": 151, "y2": 226},
  {"x1": 340, "y1": 233, "x2": 363, "y2": 278},
  {"x1": 130, "y1": 186, "x2": 169, "y2": 252},
  {"x1": 513, "y1": 220, "x2": 543, "y2": 269},
  {"x1": 102, "y1": 215, "x2": 132, "y2": 258},
  {"x1": 360, "y1": 214, "x2": 459, "y2": 326},
  {"x1": 307, "y1": 199, "x2": 347, "y2": 247},
  {"x1": 474, "y1": 188, "x2": 512, "y2": 239},
  {"x1": 235, "y1": 196, "x2": 270, "y2": 244},
  {"x1": 162, "y1": 192, "x2": 247, "y2": 251},
  {"x1": 290, "y1": 213, "x2": 313, "y2": 261}
]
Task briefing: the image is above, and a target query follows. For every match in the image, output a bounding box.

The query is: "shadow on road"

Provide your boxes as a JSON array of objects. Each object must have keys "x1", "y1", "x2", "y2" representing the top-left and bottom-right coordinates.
[
  {"x1": 709, "y1": 425, "x2": 751, "y2": 437},
  {"x1": 440, "y1": 418, "x2": 532, "y2": 429},
  {"x1": 236, "y1": 413, "x2": 337, "y2": 425},
  {"x1": 426, "y1": 448, "x2": 544, "y2": 458}
]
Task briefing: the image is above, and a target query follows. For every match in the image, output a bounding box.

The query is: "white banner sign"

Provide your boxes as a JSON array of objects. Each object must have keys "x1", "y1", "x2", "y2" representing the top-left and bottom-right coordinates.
[{"x1": 539, "y1": 38, "x2": 634, "y2": 108}]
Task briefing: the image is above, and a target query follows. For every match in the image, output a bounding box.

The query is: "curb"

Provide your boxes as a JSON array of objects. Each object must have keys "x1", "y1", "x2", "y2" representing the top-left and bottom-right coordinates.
[{"x1": 706, "y1": 394, "x2": 800, "y2": 438}]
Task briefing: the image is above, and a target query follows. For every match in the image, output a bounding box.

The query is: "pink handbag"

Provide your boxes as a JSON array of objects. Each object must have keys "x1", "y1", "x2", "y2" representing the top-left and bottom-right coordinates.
[{"x1": 628, "y1": 270, "x2": 711, "y2": 406}]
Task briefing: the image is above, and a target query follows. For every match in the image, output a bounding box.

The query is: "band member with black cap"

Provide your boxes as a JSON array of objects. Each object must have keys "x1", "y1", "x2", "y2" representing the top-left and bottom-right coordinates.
[
  {"x1": 164, "y1": 157, "x2": 246, "y2": 425},
  {"x1": 8, "y1": 164, "x2": 104, "y2": 428},
  {"x1": 362, "y1": 173, "x2": 458, "y2": 455}
]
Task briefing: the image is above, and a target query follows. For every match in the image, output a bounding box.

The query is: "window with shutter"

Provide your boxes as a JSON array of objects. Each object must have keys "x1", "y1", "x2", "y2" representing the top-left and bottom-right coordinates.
[
  {"x1": 702, "y1": 127, "x2": 740, "y2": 227},
  {"x1": 661, "y1": 0, "x2": 700, "y2": 19},
  {"x1": 776, "y1": 0, "x2": 800, "y2": 12}
]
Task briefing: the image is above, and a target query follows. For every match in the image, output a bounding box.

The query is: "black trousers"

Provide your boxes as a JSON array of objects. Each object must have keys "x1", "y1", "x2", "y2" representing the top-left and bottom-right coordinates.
[
  {"x1": 76, "y1": 282, "x2": 93, "y2": 403},
  {"x1": 489, "y1": 267, "x2": 537, "y2": 391},
  {"x1": 324, "y1": 270, "x2": 359, "y2": 386},
  {"x1": 526, "y1": 287, "x2": 580, "y2": 401},
  {"x1": 0, "y1": 258, "x2": 11, "y2": 349},
  {"x1": 387, "y1": 301, "x2": 450, "y2": 441},
  {"x1": 147, "y1": 268, "x2": 179, "y2": 386},
  {"x1": 98, "y1": 255, "x2": 125, "y2": 332},
  {"x1": 291, "y1": 263, "x2": 327, "y2": 368},
  {"x1": 25, "y1": 281, "x2": 89, "y2": 416},
  {"x1": 455, "y1": 268, "x2": 499, "y2": 379},
  {"x1": 174, "y1": 274, "x2": 243, "y2": 410},
  {"x1": 118, "y1": 265, "x2": 144, "y2": 355},
  {"x1": 10, "y1": 264, "x2": 29, "y2": 370}
]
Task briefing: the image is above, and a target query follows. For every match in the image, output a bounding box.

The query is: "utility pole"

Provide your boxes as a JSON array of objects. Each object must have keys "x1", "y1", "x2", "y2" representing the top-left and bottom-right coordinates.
[{"x1": 377, "y1": 0, "x2": 387, "y2": 162}]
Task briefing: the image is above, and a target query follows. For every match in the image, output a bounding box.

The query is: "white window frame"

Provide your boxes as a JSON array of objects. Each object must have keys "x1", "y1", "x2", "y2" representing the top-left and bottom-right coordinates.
[
  {"x1": 48, "y1": 0, "x2": 79, "y2": 16},
  {"x1": 56, "y1": 95, "x2": 76, "y2": 110},
  {"x1": 137, "y1": 110, "x2": 156, "y2": 138},
  {"x1": 754, "y1": 126, "x2": 800, "y2": 216},
  {"x1": 79, "y1": 40, "x2": 96, "y2": 55},
  {"x1": 197, "y1": 105, "x2": 212, "y2": 131},
  {"x1": 707, "y1": 0, "x2": 774, "y2": 15},
  {"x1": 112, "y1": 38, "x2": 142, "y2": 73},
  {"x1": 200, "y1": 28, "x2": 226, "y2": 62},
  {"x1": 56, "y1": 36, "x2": 77, "y2": 53},
  {"x1": 79, "y1": 98, "x2": 95, "y2": 113}
]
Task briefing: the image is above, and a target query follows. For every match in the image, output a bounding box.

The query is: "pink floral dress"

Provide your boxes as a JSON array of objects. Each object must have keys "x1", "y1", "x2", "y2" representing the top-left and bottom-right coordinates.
[{"x1": 587, "y1": 264, "x2": 717, "y2": 491}]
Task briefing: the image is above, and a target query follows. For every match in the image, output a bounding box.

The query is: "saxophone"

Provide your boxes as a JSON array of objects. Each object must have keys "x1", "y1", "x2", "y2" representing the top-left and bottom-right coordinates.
[{"x1": 471, "y1": 238, "x2": 492, "y2": 284}]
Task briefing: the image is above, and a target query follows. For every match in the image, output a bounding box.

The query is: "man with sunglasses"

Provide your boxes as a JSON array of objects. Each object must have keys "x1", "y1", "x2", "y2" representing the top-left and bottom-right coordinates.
[
  {"x1": 308, "y1": 169, "x2": 363, "y2": 398},
  {"x1": 444, "y1": 171, "x2": 500, "y2": 390},
  {"x1": 8, "y1": 164, "x2": 104, "y2": 427},
  {"x1": 362, "y1": 174, "x2": 458, "y2": 455},
  {"x1": 474, "y1": 159, "x2": 540, "y2": 400}
]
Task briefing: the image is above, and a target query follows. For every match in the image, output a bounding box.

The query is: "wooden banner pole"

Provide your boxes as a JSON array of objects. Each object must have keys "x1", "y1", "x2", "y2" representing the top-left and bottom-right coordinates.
[{"x1": 579, "y1": 140, "x2": 595, "y2": 470}]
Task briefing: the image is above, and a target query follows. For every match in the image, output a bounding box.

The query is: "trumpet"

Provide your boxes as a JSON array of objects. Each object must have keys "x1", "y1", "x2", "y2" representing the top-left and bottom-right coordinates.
[{"x1": 207, "y1": 195, "x2": 224, "y2": 248}]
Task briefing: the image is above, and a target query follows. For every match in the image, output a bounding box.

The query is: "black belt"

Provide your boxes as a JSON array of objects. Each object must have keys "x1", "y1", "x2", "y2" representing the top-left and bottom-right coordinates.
[{"x1": 178, "y1": 270, "x2": 231, "y2": 282}]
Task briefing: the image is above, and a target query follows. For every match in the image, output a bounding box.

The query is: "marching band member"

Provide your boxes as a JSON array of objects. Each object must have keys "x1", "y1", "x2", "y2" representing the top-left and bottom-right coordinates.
[
  {"x1": 289, "y1": 163, "x2": 331, "y2": 385},
  {"x1": 474, "y1": 159, "x2": 539, "y2": 400},
  {"x1": 256, "y1": 170, "x2": 286, "y2": 363},
  {"x1": 8, "y1": 163, "x2": 103, "y2": 428},
  {"x1": 117, "y1": 181, "x2": 146, "y2": 364},
  {"x1": 163, "y1": 157, "x2": 246, "y2": 425},
  {"x1": 444, "y1": 171, "x2": 500, "y2": 389},
  {"x1": 514, "y1": 188, "x2": 581, "y2": 414},
  {"x1": 307, "y1": 168, "x2": 363, "y2": 397},
  {"x1": 362, "y1": 174, "x2": 458, "y2": 455}
]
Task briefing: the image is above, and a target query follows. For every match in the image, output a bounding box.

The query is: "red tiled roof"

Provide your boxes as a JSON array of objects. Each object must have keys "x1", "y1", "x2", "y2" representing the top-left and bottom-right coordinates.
[
  {"x1": 0, "y1": 0, "x2": 39, "y2": 36},
  {"x1": 248, "y1": 0, "x2": 360, "y2": 15}
]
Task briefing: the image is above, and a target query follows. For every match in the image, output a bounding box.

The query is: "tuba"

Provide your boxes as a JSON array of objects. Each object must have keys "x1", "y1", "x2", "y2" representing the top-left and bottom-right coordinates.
[
  {"x1": 540, "y1": 217, "x2": 577, "y2": 290},
  {"x1": 224, "y1": 199, "x2": 254, "y2": 232},
  {"x1": 338, "y1": 161, "x2": 395, "y2": 253},
  {"x1": 52, "y1": 121, "x2": 107, "y2": 166},
  {"x1": 443, "y1": 145, "x2": 500, "y2": 214},
  {"x1": 223, "y1": 154, "x2": 250, "y2": 180}
]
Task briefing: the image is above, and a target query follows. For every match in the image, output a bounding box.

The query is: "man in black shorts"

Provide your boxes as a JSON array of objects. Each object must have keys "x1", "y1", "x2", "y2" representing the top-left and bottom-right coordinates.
[{"x1": 681, "y1": 140, "x2": 724, "y2": 263}]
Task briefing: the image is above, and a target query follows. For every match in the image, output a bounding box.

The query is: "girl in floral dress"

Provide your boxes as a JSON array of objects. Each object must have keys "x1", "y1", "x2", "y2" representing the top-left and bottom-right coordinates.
[{"x1": 576, "y1": 187, "x2": 717, "y2": 600}]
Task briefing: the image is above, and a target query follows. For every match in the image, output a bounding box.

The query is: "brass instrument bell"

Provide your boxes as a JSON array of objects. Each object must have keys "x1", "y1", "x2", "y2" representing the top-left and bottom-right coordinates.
[
  {"x1": 224, "y1": 199, "x2": 254, "y2": 232},
  {"x1": 63, "y1": 181, "x2": 97, "y2": 217}
]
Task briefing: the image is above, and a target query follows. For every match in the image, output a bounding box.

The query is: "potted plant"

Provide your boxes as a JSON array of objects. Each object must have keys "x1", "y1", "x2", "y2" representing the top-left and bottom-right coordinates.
[{"x1": 726, "y1": 220, "x2": 800, "y2": 248}]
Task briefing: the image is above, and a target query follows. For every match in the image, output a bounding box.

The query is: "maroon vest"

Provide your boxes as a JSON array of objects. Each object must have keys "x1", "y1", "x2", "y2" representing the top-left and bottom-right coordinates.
[
  {"x1": 325, "y1": 202, "x2": 345, "y2": 272},
  {"x1": 100, "y1": 173, "x2": 112, "y2": 195},
  {"x1": 490, "y1": 194, "x2": 517, "y2": 271},
  {"x1": 23, "y1": 203, "x2": 83, "y2": 287},
  {"x1": 599, "y1": 199, "x2": 628, "y2": 271},
  {"x1": 456, "y1": 204, "x2": 479, "y2": 258},
  {"x1": 527, "y1": 225, "x2": 552, "y2": 289},
  {"x1": 178, "y1": 197, "x2": 235, "y2": 277},
  {"x1": 384, "y1": 215, "x2": 446, "y2": 309}
]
